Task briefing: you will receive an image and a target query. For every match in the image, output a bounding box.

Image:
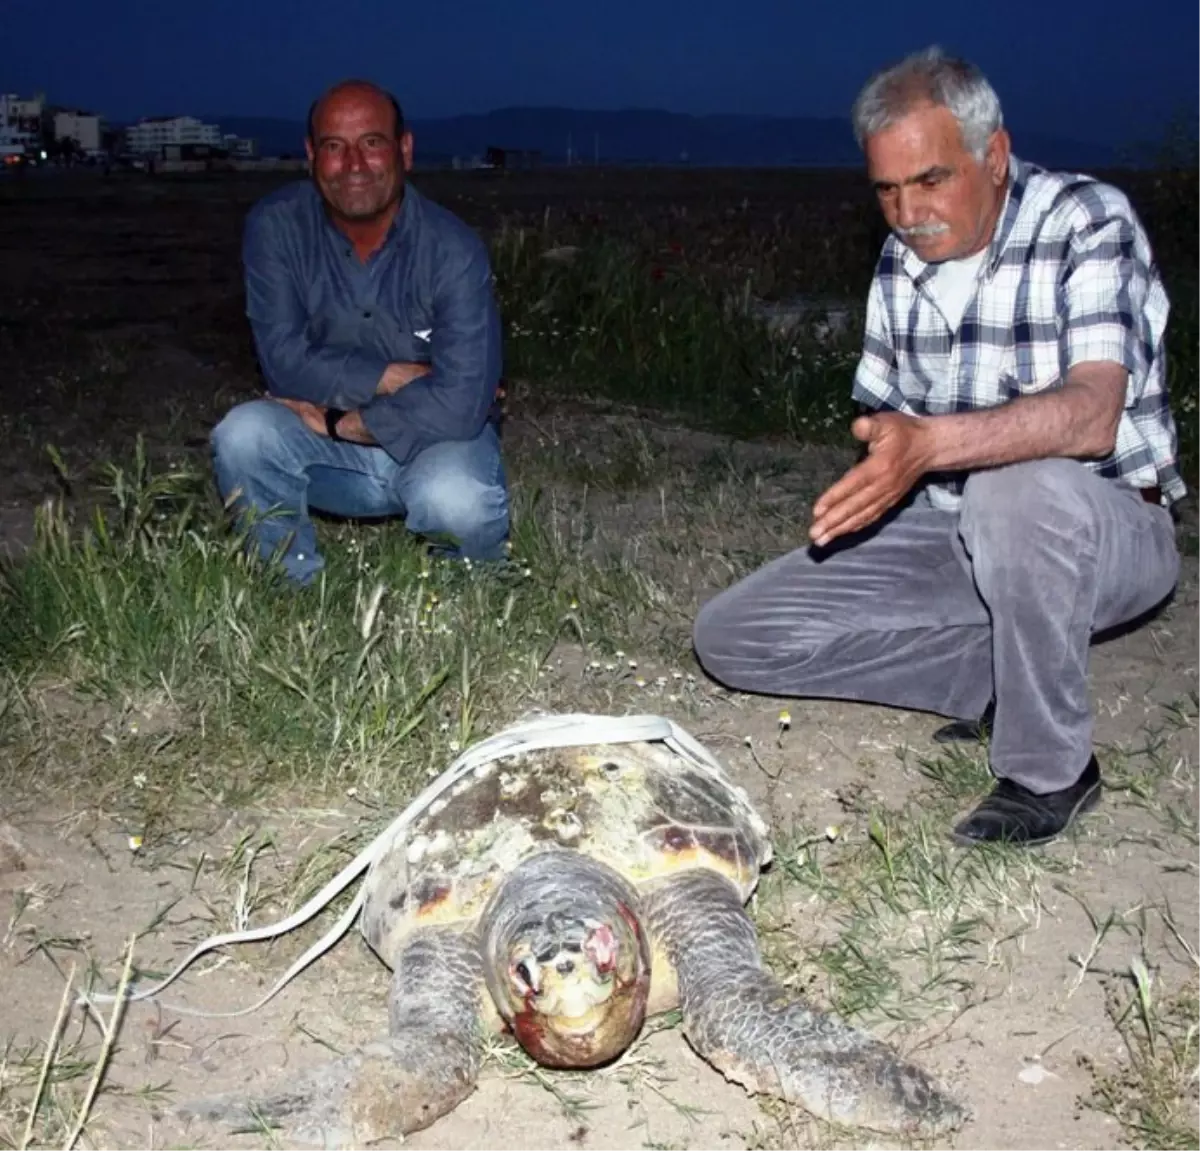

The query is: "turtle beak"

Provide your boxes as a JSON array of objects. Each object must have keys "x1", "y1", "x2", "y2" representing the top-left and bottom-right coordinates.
[{"x1": 513, "y1": 968, "x2": 650, "y2": 1068}]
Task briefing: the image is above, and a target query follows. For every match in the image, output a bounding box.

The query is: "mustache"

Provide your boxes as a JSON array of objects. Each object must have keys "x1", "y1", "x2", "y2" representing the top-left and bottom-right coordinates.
[
  {"x1": 896, "y1": 222, "x2": 950, "y2": 238},
  {"x1": 329, "y1": 173, "x2": 384, "y2": 187}
]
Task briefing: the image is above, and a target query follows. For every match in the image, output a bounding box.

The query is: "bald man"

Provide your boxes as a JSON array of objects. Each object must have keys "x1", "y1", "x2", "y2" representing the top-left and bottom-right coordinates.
[{"x1": 211, "y1": 79, "x2": 509, "y2": 585}]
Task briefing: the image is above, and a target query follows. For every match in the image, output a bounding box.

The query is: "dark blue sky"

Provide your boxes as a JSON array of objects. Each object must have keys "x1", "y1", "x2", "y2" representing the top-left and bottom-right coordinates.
[{"x1": 7, "y1": 0, "x2": 1197, "y2": 147}]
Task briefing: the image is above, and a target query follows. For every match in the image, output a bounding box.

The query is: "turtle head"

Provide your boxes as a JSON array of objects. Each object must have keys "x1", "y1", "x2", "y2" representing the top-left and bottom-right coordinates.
[{"x1": 500, "y1": 902, "x2": 650, "y2": 1069}]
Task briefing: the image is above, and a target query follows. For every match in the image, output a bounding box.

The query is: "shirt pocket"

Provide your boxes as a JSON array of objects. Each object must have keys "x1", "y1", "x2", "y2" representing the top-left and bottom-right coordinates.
[
  {"x1": 367, "y1": 308, "x2": 433, "y2": 365},
  {"x1": 967, "y1": 339, "x2": 1021, "y2": 406}
]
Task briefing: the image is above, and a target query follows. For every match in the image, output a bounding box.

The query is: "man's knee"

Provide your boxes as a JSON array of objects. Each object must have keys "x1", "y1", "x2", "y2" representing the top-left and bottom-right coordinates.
[
  {"x1": 210, "y1": 400, "x2": 296, "y2": 477},
  {"x1": 406, "y1": 468, "x2": 509, "y2": 543},
  {"x1": 692, "y1": 587, "x2": 740, "y2": 671},
  {"x1": 960, "y1": 459, "x2": 1098, "y2": 548},
  {"x1": 693, "y1": 576, "x2": 829, "y2": 689}
]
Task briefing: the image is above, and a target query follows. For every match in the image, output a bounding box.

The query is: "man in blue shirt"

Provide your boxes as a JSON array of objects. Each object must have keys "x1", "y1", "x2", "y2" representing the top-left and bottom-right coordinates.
[{"x1": 211, "y1": 78, "x2": 509, "y2": 585}]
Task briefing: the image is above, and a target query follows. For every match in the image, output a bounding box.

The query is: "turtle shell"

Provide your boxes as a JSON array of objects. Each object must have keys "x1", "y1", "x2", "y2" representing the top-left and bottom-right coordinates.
[{"x1": 359, "y1": 737, "x2": 772, "y2": 965}]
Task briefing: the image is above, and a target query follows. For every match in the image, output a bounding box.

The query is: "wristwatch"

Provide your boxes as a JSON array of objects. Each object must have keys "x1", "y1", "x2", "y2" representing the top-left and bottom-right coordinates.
[{"x1": 325, "y1": 408, "x2": 347, "y2": 441}]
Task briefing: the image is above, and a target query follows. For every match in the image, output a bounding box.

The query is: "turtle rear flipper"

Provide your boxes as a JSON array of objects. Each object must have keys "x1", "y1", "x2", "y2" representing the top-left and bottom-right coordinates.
[
  {"x1": 643, "y1": 870, "x2": 968, "y2": 1138},
  {"x1": 177, "y1": 926, "x2": 486, "y2": 1145}
]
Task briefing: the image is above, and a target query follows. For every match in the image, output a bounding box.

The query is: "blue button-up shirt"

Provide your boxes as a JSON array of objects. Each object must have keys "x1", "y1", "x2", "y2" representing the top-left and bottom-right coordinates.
[{"x1": 242, "y1": 180, "x2": 503, "y2": 466}]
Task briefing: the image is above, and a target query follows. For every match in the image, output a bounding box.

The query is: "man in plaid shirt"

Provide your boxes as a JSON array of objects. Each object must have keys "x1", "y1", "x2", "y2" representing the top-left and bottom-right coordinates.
[{"x1": 694, "y1": 46, "x2": 1184, "y2": 847}]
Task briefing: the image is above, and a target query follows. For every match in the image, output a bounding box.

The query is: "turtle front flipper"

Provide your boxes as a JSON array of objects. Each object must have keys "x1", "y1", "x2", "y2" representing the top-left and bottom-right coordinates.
[
  {"x1": 642, "y1": 870, "x2": 968, "y2": 1138},
  {"x1": 177, "y1": 925, "x2": 486, "y2": 1146}
]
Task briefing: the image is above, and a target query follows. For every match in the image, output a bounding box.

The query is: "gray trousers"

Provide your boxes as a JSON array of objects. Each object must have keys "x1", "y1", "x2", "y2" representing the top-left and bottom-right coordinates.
[{"x1": 692, "y1": 459, "x2": 1181, "y2": 794}]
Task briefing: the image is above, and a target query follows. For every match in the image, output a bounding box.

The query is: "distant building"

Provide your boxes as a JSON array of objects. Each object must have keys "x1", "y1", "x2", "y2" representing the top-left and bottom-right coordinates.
[
  {"x1": 0, "y1": 92, "x2": 45, "y2": 154},
  {"x1": 223, "y1": 133, "x2": 258, "y2": 158},
  {"x1": 53, "y1": 109, "x2": 103, "y2": 154},
  {"x1": 124, "y1": 115, "x2": 223, "y2": 155}
]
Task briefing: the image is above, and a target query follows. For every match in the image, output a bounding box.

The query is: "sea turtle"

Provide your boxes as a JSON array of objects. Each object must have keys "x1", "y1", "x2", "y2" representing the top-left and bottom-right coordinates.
[{"x1": 148, "y1": 715, "x2": 966, "y2": 1145}]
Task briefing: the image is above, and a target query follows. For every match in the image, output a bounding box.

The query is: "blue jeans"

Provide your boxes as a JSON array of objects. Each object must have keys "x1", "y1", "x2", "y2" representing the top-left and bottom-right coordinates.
[{"x1": 210, "y1": 399, "x2": 510, "y2": 584}]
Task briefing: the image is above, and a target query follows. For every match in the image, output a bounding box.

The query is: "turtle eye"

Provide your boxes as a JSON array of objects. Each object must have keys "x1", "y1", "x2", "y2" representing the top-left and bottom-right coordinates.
[
  {"x1": 513, "y1": 959, "x2": 538, "y2": 994},
  {"x1": 584, "y1": 923, "x2": 618, "y2": 973}
]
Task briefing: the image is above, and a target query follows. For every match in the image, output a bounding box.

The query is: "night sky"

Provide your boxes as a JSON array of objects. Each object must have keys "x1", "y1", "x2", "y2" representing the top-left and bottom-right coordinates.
[{"x1": 7, "y1": 0, "x2": 1197, "y2": 148}]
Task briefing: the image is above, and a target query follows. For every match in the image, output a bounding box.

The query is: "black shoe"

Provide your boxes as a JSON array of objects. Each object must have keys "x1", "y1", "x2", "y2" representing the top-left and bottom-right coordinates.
[
  {"x1": 933, "y1": 698, "x2": 995, "y2": 744},
  {"x1": 951, "y1": 755, "x2": 1102, "y2": 847}
]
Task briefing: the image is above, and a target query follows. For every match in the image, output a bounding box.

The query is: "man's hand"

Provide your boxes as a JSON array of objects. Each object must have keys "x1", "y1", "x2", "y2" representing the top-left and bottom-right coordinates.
[
  {"x1": 809, "y1": 412, "x2": 934, "y2": 547},
  {"x1": 274, "y1": 397, "x2": 329, "y2": 436},
  {"x1": 273, "y1": 397, "x2": 378, "y2": 445},
  {"x1": 328, "y1": 410, "x2": 376, "y2": 445},
  {"x1": 376, "y1": 362, "x2": 432, "y2": 396}
]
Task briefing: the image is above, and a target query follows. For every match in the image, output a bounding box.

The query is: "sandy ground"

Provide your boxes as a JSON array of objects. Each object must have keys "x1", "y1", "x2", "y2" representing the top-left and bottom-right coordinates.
[{"x1": 1, "y1": 409, "x2": 1195, "y2": 1149}]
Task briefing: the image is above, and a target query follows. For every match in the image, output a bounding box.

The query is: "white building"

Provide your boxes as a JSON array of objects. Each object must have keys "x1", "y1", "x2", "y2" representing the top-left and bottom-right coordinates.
[
  {"x1": 0, "y1": 92, "x2": 45, "y2": 152},
  {"x1": 53, "y1": 110, "x2": 103, "y2": 154},
  {"x1": 124, "y1": 115, "x2": 222, "y2": 155}
]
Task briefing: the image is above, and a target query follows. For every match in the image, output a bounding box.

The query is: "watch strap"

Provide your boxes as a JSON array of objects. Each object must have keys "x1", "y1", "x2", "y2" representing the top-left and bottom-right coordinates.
[{"x1": 325, "y1": 408, "x2": 347, "y2": 441}]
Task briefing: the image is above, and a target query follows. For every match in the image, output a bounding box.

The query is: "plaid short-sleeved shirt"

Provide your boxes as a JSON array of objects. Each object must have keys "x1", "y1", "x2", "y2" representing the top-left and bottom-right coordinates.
[{"x1": 852, "y1": 155, "x2": 1186, "y2": 509}]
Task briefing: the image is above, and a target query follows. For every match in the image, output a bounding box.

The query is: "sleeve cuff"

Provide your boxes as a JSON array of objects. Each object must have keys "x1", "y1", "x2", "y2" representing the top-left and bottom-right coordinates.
[
  {"x1": 335, "y1": 353, "x2": 390, "y2": 410},
  {"x1": 360, "y1": 399, "x2": 415, "y2": 465}
]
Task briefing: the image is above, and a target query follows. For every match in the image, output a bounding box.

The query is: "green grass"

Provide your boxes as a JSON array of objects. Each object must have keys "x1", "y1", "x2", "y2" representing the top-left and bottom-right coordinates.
[
  {"x1": 491, "y1": 225, "x2": 865, "y2": 445},
  {"x1": 486, "y1": 168, "x2": 1199, "y2": 492},
  {"x1": 1080, "y1": 963, "x2": 1199, "y2": 1150},
  {"x1": 0, "y1": 440, "x2": 656, "y2": 830}
]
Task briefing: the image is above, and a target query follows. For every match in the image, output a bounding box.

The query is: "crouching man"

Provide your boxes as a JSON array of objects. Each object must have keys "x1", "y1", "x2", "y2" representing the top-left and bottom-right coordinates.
[
  {"x1": 212, "y1": 78, "x2": 509, "y2": 586},
  {"x1": 694, "y1": 47, "x2": 1184, "y2": 847}
]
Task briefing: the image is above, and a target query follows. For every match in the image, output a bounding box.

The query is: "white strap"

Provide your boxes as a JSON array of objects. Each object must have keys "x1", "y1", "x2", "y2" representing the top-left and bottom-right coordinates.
[{"x1": 84, "y1": 713, "x2": 734, "y2": 1017}]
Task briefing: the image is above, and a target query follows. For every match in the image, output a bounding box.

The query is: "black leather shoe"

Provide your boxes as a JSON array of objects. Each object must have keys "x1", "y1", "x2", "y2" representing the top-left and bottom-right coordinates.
[
  {"x1": 951, "y1": 755, "x2": 1102, "y2": 847},
  {"x1": 933, "y1": 698, "x2": 995, "y2": 744}
]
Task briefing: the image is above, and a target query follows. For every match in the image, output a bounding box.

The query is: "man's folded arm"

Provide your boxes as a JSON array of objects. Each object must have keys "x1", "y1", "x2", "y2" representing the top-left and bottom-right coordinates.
[
  {"x1": 361, "y1": 240, "x2": 501, "y2": 463},
  {"x1": 243, "y1": 209, "x2": 388, "y2": 410}
]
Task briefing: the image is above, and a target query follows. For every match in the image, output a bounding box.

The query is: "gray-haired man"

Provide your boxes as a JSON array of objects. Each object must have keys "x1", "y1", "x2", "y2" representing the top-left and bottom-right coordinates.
[{"x1": 693, "y1": 47, "x2": 1184, "y2": 847}]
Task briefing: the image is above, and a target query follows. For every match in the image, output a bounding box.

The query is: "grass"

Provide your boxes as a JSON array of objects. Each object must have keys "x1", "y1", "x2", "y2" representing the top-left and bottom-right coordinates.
[
  {"x1": 491, "y1": 224, "x2": 865, "y2": 445},
  {"x1": 0, "y1": 160, "x2": 1196, "y2": 1150},
  {"x1": 0, "y1": 440, "x2": 658, "y2": 827},
  {"x1": 482, "y1": 163, "x2": 1199, "y2": 493},
  {"x1": 1080, "y1": 962, "x2": 1199, "y2": 1149}
]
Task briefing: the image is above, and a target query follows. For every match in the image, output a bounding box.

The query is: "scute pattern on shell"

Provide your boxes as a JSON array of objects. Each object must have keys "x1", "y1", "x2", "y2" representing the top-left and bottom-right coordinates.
[{"x1": 359, "y1": 739, "x2": 771, "y2": 965}]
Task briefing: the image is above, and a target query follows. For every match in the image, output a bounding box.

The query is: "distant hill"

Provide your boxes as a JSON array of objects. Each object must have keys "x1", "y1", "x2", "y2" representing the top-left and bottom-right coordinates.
[{"x1": 205, "y1": 107, "x2": 1121, "y2": 170}]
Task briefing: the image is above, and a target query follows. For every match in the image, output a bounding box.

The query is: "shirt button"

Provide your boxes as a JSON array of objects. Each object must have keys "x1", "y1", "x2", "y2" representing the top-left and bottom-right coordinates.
[{"x1": 362, "y1": 310, "x2": 371, "y2": 319}]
